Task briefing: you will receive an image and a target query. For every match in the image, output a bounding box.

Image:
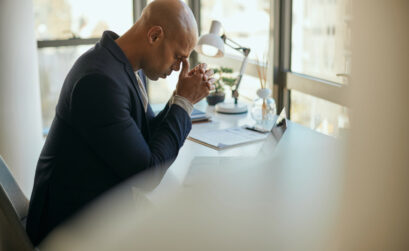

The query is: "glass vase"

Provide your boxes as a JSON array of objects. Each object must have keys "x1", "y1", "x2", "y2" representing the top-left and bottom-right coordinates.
[{"x1": 251, "y1": 88, "x2": 276, "y2": 124}]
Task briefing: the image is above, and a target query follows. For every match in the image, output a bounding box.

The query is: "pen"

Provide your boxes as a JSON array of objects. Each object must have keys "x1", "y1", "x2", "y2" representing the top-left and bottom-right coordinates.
[{"x1": 245, "y1": 126, "x2": 270, "y2": 134}]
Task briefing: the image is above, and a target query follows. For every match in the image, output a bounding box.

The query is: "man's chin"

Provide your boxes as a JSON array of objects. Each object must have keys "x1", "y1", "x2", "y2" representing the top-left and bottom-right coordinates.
[
  {"x1": 145, "y1": 73, "x2": 166, "y2": 81},
  {"x1": 145, "y1": 74, "x2": 159, "y2": 81}
]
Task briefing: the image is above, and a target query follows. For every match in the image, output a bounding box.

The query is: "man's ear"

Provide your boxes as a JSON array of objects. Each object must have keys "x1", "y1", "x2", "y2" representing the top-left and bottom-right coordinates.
[{"x1": 147, "y1": 26, "x2": 164, "y2": 44}]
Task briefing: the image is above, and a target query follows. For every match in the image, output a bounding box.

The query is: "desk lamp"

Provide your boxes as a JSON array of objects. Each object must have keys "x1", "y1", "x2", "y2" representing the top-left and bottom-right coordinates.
[{"x1": 195, "y1": 20, "x2": 251, "y2": 114}]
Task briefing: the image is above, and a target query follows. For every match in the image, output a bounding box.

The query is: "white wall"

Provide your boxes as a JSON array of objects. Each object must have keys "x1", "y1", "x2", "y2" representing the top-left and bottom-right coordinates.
[{"x1": 0, "y1": 0, "x2": 43, "y2": 197}]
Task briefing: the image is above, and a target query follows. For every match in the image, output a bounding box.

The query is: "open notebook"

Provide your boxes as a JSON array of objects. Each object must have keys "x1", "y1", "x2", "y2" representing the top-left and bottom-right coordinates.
[
  {"x1": 188, "y1": 108, "x2": 287, "y2": 150},
  {"x1": 188, "y1": 126, "x2": 269, "y2": 150}
]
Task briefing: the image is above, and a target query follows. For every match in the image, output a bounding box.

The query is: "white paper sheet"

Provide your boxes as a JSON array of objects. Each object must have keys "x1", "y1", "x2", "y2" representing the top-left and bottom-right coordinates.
[{"x1": 188, "y1": 127, "x2": 268, "y2": 149}]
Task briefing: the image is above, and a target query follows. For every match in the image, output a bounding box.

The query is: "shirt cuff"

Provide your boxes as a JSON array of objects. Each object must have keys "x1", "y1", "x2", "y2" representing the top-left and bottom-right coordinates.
[{"x1": 169, "y1": 94, "x2": 194, "y2": 115}]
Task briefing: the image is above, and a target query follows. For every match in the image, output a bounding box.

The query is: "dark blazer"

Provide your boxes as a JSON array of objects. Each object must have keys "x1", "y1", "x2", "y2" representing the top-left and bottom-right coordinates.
[{"x1": 26, "y1": 31, "x2": 192, "y2": 246}]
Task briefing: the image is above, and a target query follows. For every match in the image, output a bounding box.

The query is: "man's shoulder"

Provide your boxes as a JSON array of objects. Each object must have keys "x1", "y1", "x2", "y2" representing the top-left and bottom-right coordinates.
[
  {"x1": 57, "y1": 44, "x2": 130, "y2": 117},
  {"x1": 75, "y1": 43, "x2": 123, "y2": 73},
  {"x1": 65, "y1": 43, "x2": 129, "y2": 91}
]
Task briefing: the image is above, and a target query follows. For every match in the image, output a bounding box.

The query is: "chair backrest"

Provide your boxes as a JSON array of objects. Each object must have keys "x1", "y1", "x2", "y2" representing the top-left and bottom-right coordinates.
[{"x1": 0, "y1": 155, "x2": 34, "y2": 250}]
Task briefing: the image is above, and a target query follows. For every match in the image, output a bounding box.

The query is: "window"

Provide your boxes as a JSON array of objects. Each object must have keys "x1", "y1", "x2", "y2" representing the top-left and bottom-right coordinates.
[
  {"x1": 199, "y1": 0, "x2": 271, "y2": 101},
  {"x1": 291, "y1": 90, "x2": 349, "y2": 136},
  {"x1": 34, "y1": 0, "x2": 134, "y2": 131},
  {"x1": 34, "y1": 0, "x2": 132, "y2": 40},
  {"x1": 201, "y1": 0, "x2": 270, "y2": 62},
  {"x1": 291, "y1": 0, "x2": 351, "y2": 83},
  {"x1": 34, "y1": 0, "x2": 350, "y2": 137},
  {"x1": 274, "y1": 0, "x2": 351, "y2": 137}
]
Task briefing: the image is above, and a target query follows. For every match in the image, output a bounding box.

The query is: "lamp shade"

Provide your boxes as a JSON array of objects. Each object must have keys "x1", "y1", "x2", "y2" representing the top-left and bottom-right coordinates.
[{"x1": 195, "y1": 20, "x2": 224, "y2": 57}]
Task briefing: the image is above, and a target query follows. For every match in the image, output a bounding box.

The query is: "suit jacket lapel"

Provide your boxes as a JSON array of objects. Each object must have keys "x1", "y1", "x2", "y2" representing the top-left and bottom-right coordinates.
[{"x1": 123, "y1": 66, "x2": 152, "y2": 139}]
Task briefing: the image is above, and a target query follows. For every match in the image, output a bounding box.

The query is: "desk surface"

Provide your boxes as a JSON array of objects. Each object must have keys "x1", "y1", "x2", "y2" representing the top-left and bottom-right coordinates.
[
  {"x1": 143, "y1": 105, "x2": 344, "y2": 250},
  {"x1": 154, "y1": 105, "x2": 341, "y2": 192},
  {"x1": 42, "y1": 105, "x2": 344, "y2": 251}
]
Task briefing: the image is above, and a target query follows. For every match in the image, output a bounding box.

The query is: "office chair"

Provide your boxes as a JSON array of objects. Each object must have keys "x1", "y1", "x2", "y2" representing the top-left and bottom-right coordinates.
[{"x1": 0, "y1": 155, "x2": 34, "y2": 250}]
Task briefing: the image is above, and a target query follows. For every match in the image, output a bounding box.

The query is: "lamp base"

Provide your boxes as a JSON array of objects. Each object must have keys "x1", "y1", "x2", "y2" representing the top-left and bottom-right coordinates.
[{"x1": 215, "y1": 102, "x2": 248, "y2": 114}]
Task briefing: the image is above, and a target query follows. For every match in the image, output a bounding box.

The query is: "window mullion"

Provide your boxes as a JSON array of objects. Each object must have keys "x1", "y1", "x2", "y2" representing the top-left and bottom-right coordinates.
[
  {"x1": 37, "y1": 38, "x2": 100, "y2": 48},
  {"x1": 273, "y1": 0, "x2": 292, "y2": 117},
  {"x1": 133, "y1": 0, "x2": 147, "y2": 22}
]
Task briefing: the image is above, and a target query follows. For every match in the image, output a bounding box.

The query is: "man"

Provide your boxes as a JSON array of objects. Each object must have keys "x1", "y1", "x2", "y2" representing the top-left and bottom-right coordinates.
[{"x1": 26, "y1": 0, "x2": 214, "y2": 246}]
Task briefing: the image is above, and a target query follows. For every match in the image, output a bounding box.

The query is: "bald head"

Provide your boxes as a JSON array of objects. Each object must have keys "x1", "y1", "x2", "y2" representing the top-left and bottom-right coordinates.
[
  {"x1": 140, "y1": 0, "x2": 198, "y2": 45},
  {"x1": 115, "y1": 0, "x2": 199, "y2": 78}
]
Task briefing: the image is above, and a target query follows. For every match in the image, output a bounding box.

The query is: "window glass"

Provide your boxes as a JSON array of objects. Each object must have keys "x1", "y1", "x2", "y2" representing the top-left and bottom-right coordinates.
[
  {"x1": 33, "y1": 0, "x2": 133, "y2": 40},
  {"x1": 38, "y1": 45, "x2": 93, "y2": 129},
  {"x1": 196, "y1": 0, "x2": 271, "y2": 103},
  {"x1": 147, "y1": 0, "x2": 186, "y2": 2},
  {"x1": 201, "y1": 0, "x2": 270, "y2": 61},
  {"x1": 291, "y1": 0, "x2": 352, "y2": 83},
  {"x1": 290, "y1": 90, "x2": 349, "y2": 137}
]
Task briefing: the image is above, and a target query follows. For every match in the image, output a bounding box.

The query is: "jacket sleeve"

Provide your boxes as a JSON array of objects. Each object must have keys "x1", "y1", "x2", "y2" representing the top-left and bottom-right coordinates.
[
  {"x1": 146, "y1": 102, "x2": 172, "y2": 133},
  {"x1": 70, "y1": 73, "x2": 192, "y2": 180}
]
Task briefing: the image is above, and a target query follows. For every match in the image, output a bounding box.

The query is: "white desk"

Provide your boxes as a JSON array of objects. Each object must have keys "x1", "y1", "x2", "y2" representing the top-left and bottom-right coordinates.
[
  {"x1": 153, "y1": 104, "x2": 342, "y2": 194},
  {"x1": 42, "y1": 105, "x2": 345, "y2": 251},
  {"x1": 141, "y1": 105, "x2": 344, "y2": 250}
]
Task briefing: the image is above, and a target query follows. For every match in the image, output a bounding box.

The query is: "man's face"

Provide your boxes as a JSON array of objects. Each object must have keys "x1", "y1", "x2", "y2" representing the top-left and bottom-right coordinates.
[{"x1": 144, "y1": 32, "x2": 195, "y2": 80}]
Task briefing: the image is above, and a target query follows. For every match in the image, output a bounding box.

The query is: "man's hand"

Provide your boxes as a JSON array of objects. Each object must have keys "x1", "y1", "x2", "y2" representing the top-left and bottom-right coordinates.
[
  {"x1": 188, "y1": 63, "x2": 215, "y2": 87},
  {"x1": 175, "y1": 59, "x2": 215, "y2": 104}
]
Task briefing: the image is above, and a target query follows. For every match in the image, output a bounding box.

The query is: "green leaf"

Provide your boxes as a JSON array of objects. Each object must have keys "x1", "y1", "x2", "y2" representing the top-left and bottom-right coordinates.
[{"x1": 220, "y1": 67, "x2": 234, "y2": 73}]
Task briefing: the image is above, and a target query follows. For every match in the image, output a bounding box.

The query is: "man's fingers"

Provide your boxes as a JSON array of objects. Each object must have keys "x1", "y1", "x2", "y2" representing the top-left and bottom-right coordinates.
[
  {"x1": 189, "y1": 63, "x2": 207, "y2": 76},
  {"x1": 204, "y1": 69, "x2": 214, "y2": 77},
  {"x1": 206, "y1": 82, "x2": 215, "y2": 90},
  {"x1": 208, "y1": 78, "x2": 216, "y2": 84},
  {"x1": 188, "y1": 68, "x2": 195, "y2": 76},
  {"x1": 204, "y1": 80, "x2": 215, "y2": 90},
  {"x1": 199, "y1": 63, "x2": 207, "y2": 72},
  {"x1": 180, "y1": 58, "x2": 190, "y2": 77}
]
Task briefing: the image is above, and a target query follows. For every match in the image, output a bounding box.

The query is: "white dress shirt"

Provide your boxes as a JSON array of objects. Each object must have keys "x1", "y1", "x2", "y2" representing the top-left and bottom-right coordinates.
[{"x1": 134, "y1": 73, "x2": 193, "y2": 115}]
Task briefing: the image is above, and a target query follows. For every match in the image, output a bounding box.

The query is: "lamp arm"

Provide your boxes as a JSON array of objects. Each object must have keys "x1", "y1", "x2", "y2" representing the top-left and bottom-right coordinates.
[
  {"x1": 223, "y1": 36, "x2": 246, "y2": 52},
  {"x1": 220, "y1": 34, "x2": 251, "y2": 105},
  {"x1": 232, "y1": 49, "x2": 250, "y2": 104}
]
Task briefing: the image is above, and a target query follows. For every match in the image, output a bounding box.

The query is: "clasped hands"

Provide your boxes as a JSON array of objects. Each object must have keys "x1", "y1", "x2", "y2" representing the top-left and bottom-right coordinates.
[{"x1": 175, "y1": 59, "x2": 215, "y2": 104}]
